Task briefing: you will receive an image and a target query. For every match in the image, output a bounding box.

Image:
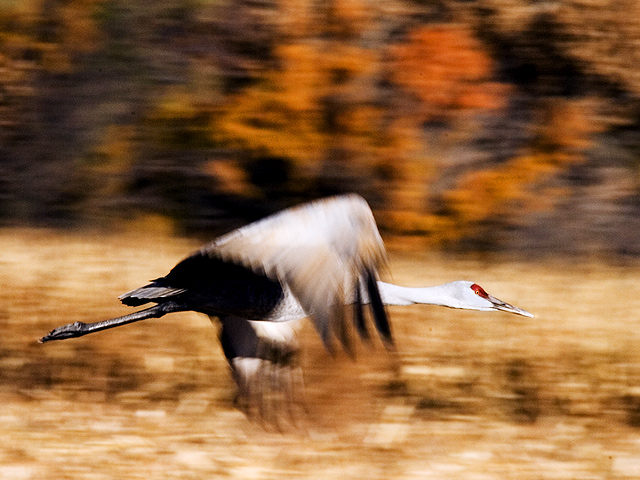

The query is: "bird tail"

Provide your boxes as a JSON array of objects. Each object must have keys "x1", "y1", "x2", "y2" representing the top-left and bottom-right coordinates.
[{"x1": 118, "y1": 280, "x2": 186, "y2": 306}]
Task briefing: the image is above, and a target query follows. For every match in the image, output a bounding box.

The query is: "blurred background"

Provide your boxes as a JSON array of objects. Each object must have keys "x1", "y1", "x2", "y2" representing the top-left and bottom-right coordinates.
[
  {"x1": 1, "y1": 0, "x2": 640, "y2": 254},
  {"x1": 2, "y1": 0, "x2": 640, "y2": 478}
]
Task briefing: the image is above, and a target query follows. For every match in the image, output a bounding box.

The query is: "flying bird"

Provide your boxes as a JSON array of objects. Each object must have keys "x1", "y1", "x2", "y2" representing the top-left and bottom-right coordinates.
[{"x1": 39, "y1": 194, "x2": 532, "y2": 424}]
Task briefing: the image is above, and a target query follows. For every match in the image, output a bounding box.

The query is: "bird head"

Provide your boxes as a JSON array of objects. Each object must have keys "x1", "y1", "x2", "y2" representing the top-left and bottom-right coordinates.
[{"x1": 448, "y1": 281, "x2": 534, "y2": 317}]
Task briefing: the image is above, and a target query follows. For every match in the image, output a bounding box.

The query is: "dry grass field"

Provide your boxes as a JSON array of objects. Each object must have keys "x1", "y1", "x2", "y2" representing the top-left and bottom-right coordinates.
[{"x1": 1, "y1": 228, "x2": 640, "y2": 479}]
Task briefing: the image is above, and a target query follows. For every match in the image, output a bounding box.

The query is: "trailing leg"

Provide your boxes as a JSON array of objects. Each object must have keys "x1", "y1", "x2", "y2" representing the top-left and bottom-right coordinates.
[{"x1": 39, "y1": 302, "x2": 184, "y2": 343}]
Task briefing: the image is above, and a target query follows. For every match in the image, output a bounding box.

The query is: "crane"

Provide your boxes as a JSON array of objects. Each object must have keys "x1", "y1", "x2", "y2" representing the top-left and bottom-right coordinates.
[{"x1": 39, "y1": 194, "x2": 532, "y2": 422}]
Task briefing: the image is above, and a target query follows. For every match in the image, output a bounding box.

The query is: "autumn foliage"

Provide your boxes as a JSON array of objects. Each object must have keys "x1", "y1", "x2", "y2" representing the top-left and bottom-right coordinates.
[
  {"x1": 392, "y1": 25, "x2": 508, "y2": 121},
  {"x1": 0, "y1": 0, "x2": 637, "y2": 255},
  {"x1": 437, "y1": 100, "x2": 601, "y2": 245}
]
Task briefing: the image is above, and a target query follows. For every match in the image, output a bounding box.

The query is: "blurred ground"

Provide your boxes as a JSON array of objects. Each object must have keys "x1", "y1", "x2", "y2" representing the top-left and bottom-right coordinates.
[{"x1": 1, "y1": 229, "x2": 640, "y2": 479}]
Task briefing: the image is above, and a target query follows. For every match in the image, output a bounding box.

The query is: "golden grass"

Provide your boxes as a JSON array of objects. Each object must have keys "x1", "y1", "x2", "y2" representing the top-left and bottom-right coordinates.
[{"x1": 1, "y1": 228, "x2": 640, "y2": 479}]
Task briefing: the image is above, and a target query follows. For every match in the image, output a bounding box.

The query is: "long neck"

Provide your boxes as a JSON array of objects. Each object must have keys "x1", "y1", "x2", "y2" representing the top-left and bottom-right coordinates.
[{"x1": 377, "y1": 281, "x2": 456, "y2": 307}]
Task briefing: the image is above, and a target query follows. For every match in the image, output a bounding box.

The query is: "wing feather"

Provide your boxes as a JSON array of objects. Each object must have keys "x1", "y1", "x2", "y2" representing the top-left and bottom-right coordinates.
[
  {"x1": 353, "y1": 279, "x2": 370, "y2": 342},
  {"x1": 366, "y1": 269, "x2": 393, "y2": 346}
]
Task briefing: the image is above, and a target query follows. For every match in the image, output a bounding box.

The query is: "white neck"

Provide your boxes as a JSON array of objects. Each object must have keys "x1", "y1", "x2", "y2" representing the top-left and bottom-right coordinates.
[{"x1": 376, "y1": 281, "x2": 458, "y2": 308}]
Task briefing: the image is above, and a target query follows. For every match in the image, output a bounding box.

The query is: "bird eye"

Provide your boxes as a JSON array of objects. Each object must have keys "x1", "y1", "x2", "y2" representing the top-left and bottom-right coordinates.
[{"x1": 470, "y1": 283, "x2": 488, "y2": 298}]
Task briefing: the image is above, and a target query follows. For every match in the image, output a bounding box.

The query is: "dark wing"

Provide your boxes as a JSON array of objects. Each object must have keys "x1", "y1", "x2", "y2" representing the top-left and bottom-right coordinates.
[
  {"x1": 216, "y1": 316, "x2": 305, "y2": 427},
  {"x1": 201, "y1": 194, "x2": 392, "y2": 352},
  {"x1": 118, "y1": 254, "x2": 284, "y2": 320}
]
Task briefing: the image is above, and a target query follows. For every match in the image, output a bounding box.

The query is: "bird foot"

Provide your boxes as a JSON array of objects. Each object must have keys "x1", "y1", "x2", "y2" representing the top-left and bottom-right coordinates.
[{"x1": 38, "y1": 321, "x2": 87, "y2": 343}]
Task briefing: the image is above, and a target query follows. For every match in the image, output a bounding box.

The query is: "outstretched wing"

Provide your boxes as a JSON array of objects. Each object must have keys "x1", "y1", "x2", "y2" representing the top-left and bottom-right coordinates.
[{"x1": 202, "y1": 194, "x2": 392, "y2": 352}]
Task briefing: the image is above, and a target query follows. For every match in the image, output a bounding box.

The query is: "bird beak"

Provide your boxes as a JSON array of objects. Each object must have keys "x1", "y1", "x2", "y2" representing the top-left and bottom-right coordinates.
[{"x1": 488, "y1": 295, "x2": 534, "y2": 318}]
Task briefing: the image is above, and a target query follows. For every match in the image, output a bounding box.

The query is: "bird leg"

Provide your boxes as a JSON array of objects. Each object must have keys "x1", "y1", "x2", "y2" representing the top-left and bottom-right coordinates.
[{"x1": 38, "y1": 302, "x2": 184, "y2": 343}]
